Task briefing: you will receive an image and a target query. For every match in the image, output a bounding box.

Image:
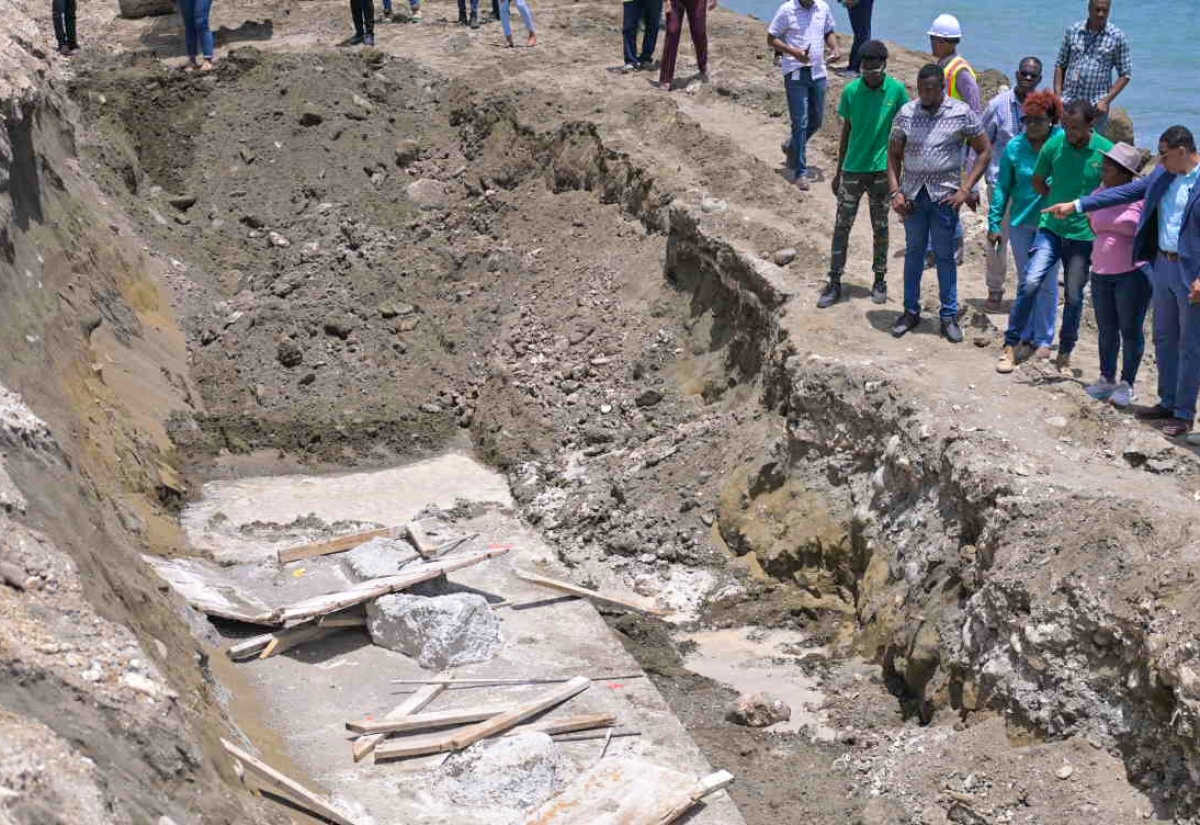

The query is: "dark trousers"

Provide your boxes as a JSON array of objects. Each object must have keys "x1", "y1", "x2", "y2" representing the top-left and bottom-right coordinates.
[
  {"x1": 1092, "y1": 270, "x2": 1152, "y2": 385},
  {"x1": 658, "y1": 0, "x2": 707, "y2": 88},
  {"x1": 351, "y1": 0, "x2": 374, "y2": 35},
  {"x1": 829, "y1": 171, "x2": 889, "y2": 279},
  {"x1": 847, "y1": 0, "x2": 873, "y2": 71},
  {"x1": 52, "y1": 0, "x2": 77, "y2": 48},
  {"x1": 622, "y1": 0, "x2": 662, "y2": 66}
]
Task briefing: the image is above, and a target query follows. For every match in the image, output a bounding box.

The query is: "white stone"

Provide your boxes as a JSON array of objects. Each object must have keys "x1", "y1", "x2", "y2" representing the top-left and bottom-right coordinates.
[{"x1": 367, "y1": 593, "x2": 502, "y2": 668}]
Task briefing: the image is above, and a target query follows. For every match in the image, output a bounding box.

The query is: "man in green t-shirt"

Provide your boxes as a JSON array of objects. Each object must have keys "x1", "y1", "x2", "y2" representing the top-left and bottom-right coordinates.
[
  {"x1": 998, "y1": 98, "x2": 1112, "y2": 373},
  {"x1": 818, "y1": 40, "x2": 910, "y2": 308}
]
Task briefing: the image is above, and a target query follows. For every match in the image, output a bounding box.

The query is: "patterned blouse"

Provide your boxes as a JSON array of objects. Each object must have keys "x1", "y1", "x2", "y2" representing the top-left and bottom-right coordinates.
[{"x1": 891, "y1": 97, "x2": 984, "y2": 200}]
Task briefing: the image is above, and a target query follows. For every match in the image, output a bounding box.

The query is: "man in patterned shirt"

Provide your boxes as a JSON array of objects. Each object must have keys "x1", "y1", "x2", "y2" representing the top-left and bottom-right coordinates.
[
  {"x1": 1054, "y1": 0, "x2": 1131, "y2": 136},
  {"x1": 887, "y1": 64, "x2": 991, "y2": 343}
]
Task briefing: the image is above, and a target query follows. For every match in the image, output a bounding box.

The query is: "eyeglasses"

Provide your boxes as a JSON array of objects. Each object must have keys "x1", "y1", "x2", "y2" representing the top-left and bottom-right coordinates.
[
  {"x1": 1017, "y1": 71, "x2": 1041, "y2": 81},
  {"x1": 862, "y1": 67, "x2": 886, "y2": 75}
]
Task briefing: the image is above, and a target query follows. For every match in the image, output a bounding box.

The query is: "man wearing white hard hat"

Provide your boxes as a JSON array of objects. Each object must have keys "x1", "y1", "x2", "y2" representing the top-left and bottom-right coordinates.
[{"x1": 927, "y1": 13, "x2": 980, "y2": 114}]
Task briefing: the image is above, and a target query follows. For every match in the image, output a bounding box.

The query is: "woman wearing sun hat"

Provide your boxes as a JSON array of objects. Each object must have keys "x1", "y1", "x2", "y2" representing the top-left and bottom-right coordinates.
[{"x1": 1083, "y1": 141, "x2": 1150, "y2": 409}]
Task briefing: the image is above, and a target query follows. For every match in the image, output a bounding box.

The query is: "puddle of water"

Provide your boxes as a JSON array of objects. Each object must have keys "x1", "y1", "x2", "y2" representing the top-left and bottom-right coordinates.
[{"x1": 680, "y1": 627, "x2": 837, "y2": 739}]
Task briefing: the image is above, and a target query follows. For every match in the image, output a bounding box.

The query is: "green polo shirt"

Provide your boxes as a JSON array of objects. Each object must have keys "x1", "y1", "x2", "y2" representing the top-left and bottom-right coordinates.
[
  {"x1": 1035, "y1": 130, "x2": 1114, "y2": 240},
  {"x1": 838, "y1": 75, "x2": 909, "y2": 174}
]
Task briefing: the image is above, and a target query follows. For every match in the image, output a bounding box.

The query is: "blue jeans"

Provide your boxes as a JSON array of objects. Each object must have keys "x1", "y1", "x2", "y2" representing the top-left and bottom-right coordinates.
[
  {"x1": 847, "y1": 0, "x2": 873, "y2": 72},
  {"x1": 903, "y1": 189, "x2": 959, "y2": 320},
  {"x1": 622, "y1": 0, "x2": 662, "y2": 65},
  {"x1": 1149, "y1": 255, "x2": 1200, "y2": 421},
  {"x1": 500, "y1": 0, "x2": 534, "y2": 36},
  {"x1": 1008, "y1": 224, "x2": 1057, "y2": 347},
  {"x1": 1004, "y1": 229, "x2": 1091, "y2": 354},
  {"x1": 1092, "y1": 269, "x2": 1152, "y2": 386},
  {"x1": 178, "y1": 0, "x2": 214, "y2": 58},
  {"x1": 783, "y1": 68, "x2": 826, "y2": 178}
]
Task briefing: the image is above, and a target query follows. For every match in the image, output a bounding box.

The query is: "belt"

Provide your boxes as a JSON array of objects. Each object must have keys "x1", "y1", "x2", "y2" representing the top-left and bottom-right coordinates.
[{"x1": 1162, "y1": 251, "x2": 1181, "y2": 262}]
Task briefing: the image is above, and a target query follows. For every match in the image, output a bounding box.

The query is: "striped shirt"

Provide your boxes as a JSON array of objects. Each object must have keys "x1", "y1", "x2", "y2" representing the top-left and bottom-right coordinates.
[
  {"x1": 1057, "y1": 21, "x2": 1131, "y2": 106},
  {"x1": 891, "y1": 97, "x2": 984, "y2": 200},
  {"x1": 981, "y1": 88, "x2": 1026, "y2": 185}
]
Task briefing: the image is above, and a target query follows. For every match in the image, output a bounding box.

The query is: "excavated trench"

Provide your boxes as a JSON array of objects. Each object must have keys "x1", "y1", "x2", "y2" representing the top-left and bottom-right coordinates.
[{"x1": 4, "y1": 42, "x2": 1200, "y2": 823}]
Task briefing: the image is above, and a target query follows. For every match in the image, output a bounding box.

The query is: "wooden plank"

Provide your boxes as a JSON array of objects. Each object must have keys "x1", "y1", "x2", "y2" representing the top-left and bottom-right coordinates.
[
  {"x1": 345, "y1": 705, "x2": 509, "y2": 735},
  {"x1": 277, "y1": 526, "x2": 396, "y2": 565},
  {"x1": 389, "y1": 674, "x2": 644, "y2": 689},
  {"x1": 516, "y1": 713, "x2": 615, "y2": 737},
  {"x1": 227, "y1": 632, "x2": 274, "y2": 660},
  {"x1": 550, "y1": 729, "x2": 639, "y2": 744},
  {"x1": 374, "y1": 676, "x2": 590, "y2": 761},
  {"x1": 512, "y1": 567, "x2": 666, "y2": 616},
  {"x1": 277, "y1": 547, "x2": 510, "y2": 624},
  {"x1": 405, "y1": 521, "x2": 437, "y2": 558},
  {"x1": 352, "y1": 670, "x2": 451, "y2": 762},
  {"x1": 520, "y1": 758, "x2": 732, "y2": 825},
  {"x1": 221, "y1": 738, "x2": 360, "y2": 825},
  {"x1": 227, "y1": 613, "x2": 366, "y2": 661}
]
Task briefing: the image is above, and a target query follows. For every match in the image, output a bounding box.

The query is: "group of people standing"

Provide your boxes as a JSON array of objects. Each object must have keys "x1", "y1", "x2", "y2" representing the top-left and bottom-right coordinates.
[{"x1": 779, "y1": 0, "x2": 1200, "y2": 442}]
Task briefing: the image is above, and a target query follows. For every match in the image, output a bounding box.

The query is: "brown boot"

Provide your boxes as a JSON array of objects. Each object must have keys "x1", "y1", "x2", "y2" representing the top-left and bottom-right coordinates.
[{"x1": 996, "y1": 345, "x2": 1017, "y2": 374}]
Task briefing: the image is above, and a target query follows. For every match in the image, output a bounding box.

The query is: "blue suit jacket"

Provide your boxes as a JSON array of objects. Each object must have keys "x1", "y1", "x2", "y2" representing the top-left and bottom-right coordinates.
[{"x1": 1079, "y1": 165, "x2": 1200, "y2": 284}]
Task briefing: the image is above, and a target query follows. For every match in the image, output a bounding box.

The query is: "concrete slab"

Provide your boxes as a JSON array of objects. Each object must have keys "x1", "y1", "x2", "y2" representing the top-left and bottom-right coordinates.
[{"x1": 182, "y1": 453, "x2": 743, "y2": 825}]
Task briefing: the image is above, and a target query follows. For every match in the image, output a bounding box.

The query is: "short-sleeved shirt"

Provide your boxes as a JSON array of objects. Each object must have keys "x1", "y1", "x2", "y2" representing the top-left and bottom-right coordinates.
[
  {"x1": 838, "y1": 75, "x2": 909, "y2": 174},
  {"x1": 890, "y1": 97, "x2": 984, "y2": 200},
  {"x1": 1035, "y1": 130, "x2": 1114, "y2": 240},
  {"x1": 1056, "y1": 21, "x2": 1132, "y2": 105},
  {"x1": 767, "y1": 0, "x2": 835, "y2": 81}
]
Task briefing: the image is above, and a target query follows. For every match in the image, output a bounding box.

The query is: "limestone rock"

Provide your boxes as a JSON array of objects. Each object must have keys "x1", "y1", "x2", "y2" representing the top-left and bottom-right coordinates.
[
  {"x1": 437, "y1": 732, "x2": 566, "y2": 812},
  {"x1": 773, "y1": 247, "x2": 797, "y2": 267},
  {"x1": 276, "y1": 340, "x2": 303, "y2": 368},
  {"x1": 726, "y1": 692, "x2": 791, "y2": 727},
  {"x1": 366, "y1": 593, "x2": 502, "y2": 668},
  {"x1": 341, "y1": 537, "x2": 419, "y2": 580},
  {"x1": 395, "y1": 139, "x2": 422, "y2": 167},
  {"x1": 117, "y1": 0, "x2": 173, "y2": 19},
  {"x1": 1105, "y1": 107, "x2": 1136, "y2": 146},
  {"x1": 406, "y1": 179, "x2": 448, "y2": 210}
]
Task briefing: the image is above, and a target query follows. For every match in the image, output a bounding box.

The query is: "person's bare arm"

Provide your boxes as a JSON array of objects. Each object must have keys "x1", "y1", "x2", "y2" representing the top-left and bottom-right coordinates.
[
  {"x1": 824, "y1": 30, "x2": 840, "y2": 64},
  {"x1": 1097, "y1": 75, "x2": 1131, "y2": 115},
  {"x1": 887, "y1": 136, "x2": 908, "y2": 214},
  {"x1": 767, "y1": 33, "x2": 809, "y2": 62},
  {"x1": 1053, "y1": 65, "x2": 1065, "y2": 98},
  {"x1": 944, "y1": 133, "x2": 992, "y2": 208},
  {"x1": 831, "y1": 119, "x2": 851, "y2": 195},
  {"x1": 1032, "y1": 174, "x2": 1049, "y2": 197}
]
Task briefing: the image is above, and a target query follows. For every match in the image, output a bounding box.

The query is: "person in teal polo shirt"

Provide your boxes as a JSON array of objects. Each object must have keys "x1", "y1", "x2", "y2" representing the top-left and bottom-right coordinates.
[
  {"x1": 818, "y1": 40, "x2": 909, "y2": 308},
  {"x1": 989, "y1": 89, "x2": 1063, "y2": 366}
]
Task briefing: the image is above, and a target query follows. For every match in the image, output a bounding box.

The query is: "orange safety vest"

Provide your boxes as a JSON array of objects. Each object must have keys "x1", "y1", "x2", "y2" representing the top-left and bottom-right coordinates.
[{"x1": 943, "y1": 55, "x2": 977, "y2": 103}]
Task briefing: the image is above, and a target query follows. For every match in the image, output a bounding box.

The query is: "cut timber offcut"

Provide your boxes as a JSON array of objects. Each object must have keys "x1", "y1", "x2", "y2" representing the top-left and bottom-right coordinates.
[
  {"x1": 521, "y1": 757, "x2": 733, "y2": 824},
  {"x1": 512, "y1": 567, "x2": 666, "y2": 616},
  {"x1": 345, "y1": 705, "x2": 509, "y2": 735},
  {"x1": 373, "y1": 676, "x2": 590, "y2": 761},
  {"x1": 352, "y1": 670, "x2": 451, "y2": 762},
  {"x1": 221, "y1": 738, "x2": 361, "y2": 825},
  {"x1": 277, "y1": 526, "x2": 400, "y2": 565}
]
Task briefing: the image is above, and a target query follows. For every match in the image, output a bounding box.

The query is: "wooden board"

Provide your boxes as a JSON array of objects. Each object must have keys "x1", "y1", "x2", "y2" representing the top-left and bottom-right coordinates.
[
  {"x1": 405, "y1": 521, "x2": 437, "y2": 558},
  {"x1": 521, "y1": 758, "x2": 733, "y2": 825},
  {"x1": 512, "y1": 567, "x2": 666, "y2": 616},
  {"x1": 374, "y1": 676, "x2": 590, "y2": 762},
  {"x1": 144, "y1": 556, "x2": 279, "y2": 625},
  {"x1": 226, "y1": 613, "x2": 366, "y2": 661},
  {"x1": 345, "y1": 705, "x2": 508, "y2": 735},
  {"x1": 352, "y1": 670, "x2": 450, "y2": 762},
  {"x1": 277, "y1": 547, "x2": 510, "y2": 624},
  {"x1": 221, "y1": 738, "x2": 361, "y2": 825},
  {"x1": 277, "y1": 526, "x2": 398, "y2": 565}
]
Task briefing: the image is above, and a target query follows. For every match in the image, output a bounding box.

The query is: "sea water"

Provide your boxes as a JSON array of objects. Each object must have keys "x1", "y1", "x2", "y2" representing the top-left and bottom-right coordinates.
[{"x1": 726, "y1": 0, "x2": 1196, "y2": 146}]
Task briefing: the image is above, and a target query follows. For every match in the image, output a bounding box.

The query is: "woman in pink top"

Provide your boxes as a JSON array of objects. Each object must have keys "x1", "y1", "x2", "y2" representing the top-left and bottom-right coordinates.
[{"x1": 1084, "y1": 142, "x2": 1149, "y2": 409}]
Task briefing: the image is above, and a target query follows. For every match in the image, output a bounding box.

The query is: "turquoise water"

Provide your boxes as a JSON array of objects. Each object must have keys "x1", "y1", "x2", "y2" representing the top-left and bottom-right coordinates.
[{"x1": 726, "y1": 0, "x2": 1195, "y2": 146}]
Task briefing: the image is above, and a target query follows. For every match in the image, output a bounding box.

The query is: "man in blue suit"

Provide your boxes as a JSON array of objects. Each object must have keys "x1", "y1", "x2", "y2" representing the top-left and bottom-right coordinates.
[{"x1": 1045, "y1": 125, "x2": 1200, "y2": 438}]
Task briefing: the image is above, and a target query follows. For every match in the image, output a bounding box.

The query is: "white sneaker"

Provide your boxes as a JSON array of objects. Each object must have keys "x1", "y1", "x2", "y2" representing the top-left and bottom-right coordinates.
[
  {"x1": 1086, "y1": 377, "x2": 1117, "y2": 401},
  {"x1": 1109, "y1": 381, "x2": 1136, "y2": 408},
  {"x1": 622, "y1": 63, "x2": 638, "y2": 73}
]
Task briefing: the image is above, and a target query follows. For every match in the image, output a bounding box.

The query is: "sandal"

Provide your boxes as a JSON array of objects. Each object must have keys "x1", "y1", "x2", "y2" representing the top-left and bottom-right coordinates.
[
  {"x1": 200, "y1": 58, "x2": 217, "y2": 72},
  {"x1": 1161, "y1": 419, "x2": 1194, "y2": 438}
]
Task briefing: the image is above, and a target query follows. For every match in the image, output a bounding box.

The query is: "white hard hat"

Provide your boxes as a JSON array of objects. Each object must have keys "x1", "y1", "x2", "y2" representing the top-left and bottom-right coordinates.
[{"x1": 927, "y1": 13, "x2": 962, "y2": 39}]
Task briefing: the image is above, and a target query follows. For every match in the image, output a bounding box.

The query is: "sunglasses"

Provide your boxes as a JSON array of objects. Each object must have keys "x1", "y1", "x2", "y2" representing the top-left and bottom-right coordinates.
[
  {"x1": 1017, "y1": 71, "x2": 1041, "y2": 80},
  {"x1": 862, "y1": 67, "x2": 886, "y2": 75}
]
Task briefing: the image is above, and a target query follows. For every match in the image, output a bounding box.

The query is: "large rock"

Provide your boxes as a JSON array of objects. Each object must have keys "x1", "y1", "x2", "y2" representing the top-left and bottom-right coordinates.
[
  {"x1": 726, "y1": 692, "x2": 791, "y2": 727},
  {"x1": 366, "y1": 593, "x2": 502, "y2": 668},
  {"x1": 1105, "y1": 107, "x2": 1136, "y2": 146},
  {"x1": 341, "y1": 537, "x2": 420, "y2": 580},
  {"x1": 117, "y1": 0, "x2": 174, "y2": 19},
  {"x1": 405, "y1": 179, "x2": 448, "y2": 211},
  {"x1": 437, "y1": 732, "x2": 567, "y2": 813}
]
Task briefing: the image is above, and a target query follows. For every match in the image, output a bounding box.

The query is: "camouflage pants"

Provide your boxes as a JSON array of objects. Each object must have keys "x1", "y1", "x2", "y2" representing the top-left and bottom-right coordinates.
[{"x1": 828, "y1": 170, "x2": 890, "y2": 280}]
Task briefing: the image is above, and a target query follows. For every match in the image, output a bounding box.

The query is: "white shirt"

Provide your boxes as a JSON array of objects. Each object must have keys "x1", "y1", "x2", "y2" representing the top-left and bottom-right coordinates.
[{"x1": 767, "y1": 0, "x2": 835, "y2": 80}]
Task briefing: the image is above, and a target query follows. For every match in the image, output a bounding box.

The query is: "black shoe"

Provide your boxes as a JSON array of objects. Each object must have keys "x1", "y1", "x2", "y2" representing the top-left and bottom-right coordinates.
[
  {"x1": 941, "y1": 319, "x2": 963, "y2": 343},
  {"x1": 871, "y1": 278, "x2": 887, "y2": 304},
  {"x1": 348, "y1": 32, "x2": 365, "y2": 44},
  {"x1": 458, "y1": 12, "x2": 468, "y2": 23},
  {"x1": 469, "y1": 12, "x2": 479, "y2": 26},
  {"x1": 363, "y1": 33, "x2": 375, "y2": 45},
  {"x1": 891, "y1": 311, "x2": 920, "y2": 338},
  {"x1": 816, "y1": 281, "x2": 841, "y2": 309}
]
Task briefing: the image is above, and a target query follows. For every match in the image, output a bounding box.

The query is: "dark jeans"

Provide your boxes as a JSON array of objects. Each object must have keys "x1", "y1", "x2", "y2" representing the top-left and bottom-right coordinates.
[
  {"x1": 178, "y1": 0, "x2": 214, "y2": 58},
  {"x1": 1004, "y1": 229, "x2": 1092, "y2": 354},
  {"x1": 783, "y1": 68, "x2": 826, "y2": 177},
  {"x1": 350, "y1": 0, "x2": 374, "y2": 35},
  {"x1": 622, "y1": 0, "x2": 662, "y2": 66},
  {"x1": 658, "y1": 0, "x2": 706, "y2": 88},
  {"x1": 1149, "y1": 254, "x2": 1200, "y2": 421},
  {"x1": 1092, "y1": 270, "x2": 1152, "y2": 386},
  {"x1": 847, "y1": 0, "x2": 873, "y2": 72},
  {"x1": 903, "y1": 189, "x2": 959, "y2": 320},
  {"x1": 52, "y1": 0, "x2": 76, "y2": 47}
]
